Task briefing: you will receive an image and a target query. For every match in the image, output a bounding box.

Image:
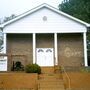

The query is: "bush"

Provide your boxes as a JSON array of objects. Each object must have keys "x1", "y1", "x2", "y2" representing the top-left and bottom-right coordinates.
[
  {"x1": 25, "y1": 64, "x2": 41, "y2": 74},
  {"x1": 80, "y1": 67, "x2": 90, "y2": 72}
]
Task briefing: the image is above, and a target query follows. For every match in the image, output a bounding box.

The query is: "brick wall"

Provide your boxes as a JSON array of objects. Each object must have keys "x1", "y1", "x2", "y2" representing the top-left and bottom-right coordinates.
[
  {"x1": 7, "y1": 33, "x2": 84, "y2": 70},
  {"x1": 58, "y1": 33, "x2": 84, "y2": 67},
  {"x1": 7, "y1": 34, "x2": 33, "y2": 71},
  {"x1": 36, "y1": 34, "x2": 54, "y2": 48}
]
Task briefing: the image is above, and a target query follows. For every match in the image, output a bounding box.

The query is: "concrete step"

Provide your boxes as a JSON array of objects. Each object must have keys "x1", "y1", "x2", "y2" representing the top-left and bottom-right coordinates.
[
  {"x1": 39, "y1": 84, "x2": 65, "y2": 88},
  {"x1": 39, "y1": 89, "x2": 65, "y2": 90},
  {"x1": 39, "y1": 81, "x2": 64, "y2": 85},
  {"x1": 38, "y1": 79, "x2": 63, "y2": 83},
  {"x1": 39, "y1": 74, "x2": 63, "y2": 80},
  {"x1": 38, "y1": 73, "x2": 65, "y2": 90},
  {"x1": 41, "y1": 67, "x2": 54, "y2": 74},
  {"x1": 39, "y1": 74, "x2": 62, "y2": 77},
  {"x1": 39, "y1": 87, "x2": 65, "y2": 90},
  {"x1": 38, "y1": 81, "x2": 64, "y2": 84}
]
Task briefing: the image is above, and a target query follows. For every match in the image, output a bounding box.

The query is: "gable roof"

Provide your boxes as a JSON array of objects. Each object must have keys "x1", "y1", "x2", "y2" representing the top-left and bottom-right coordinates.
[{"x1": 0, "y1": 3, "x2": 90, "y2": 28}]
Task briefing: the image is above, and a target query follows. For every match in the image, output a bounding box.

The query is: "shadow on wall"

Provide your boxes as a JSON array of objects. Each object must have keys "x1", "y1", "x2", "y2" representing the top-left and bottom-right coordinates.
[
  {"x1": 11, "y1": 61, "x2": 24, "y2": 71},
  {"x1": 88, "y1": 56, "x2": 90, "y2": 66}
]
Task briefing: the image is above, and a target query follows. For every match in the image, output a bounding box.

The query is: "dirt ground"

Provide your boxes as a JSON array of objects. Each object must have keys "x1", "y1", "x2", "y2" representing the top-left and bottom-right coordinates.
[{"x1": 66, "y1": 72, "x2": 90, "y2": 88}]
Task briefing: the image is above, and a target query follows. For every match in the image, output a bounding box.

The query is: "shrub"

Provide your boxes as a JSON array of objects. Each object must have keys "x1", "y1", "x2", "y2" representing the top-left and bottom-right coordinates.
[
  {"x1": 80, "y1": 67, "x2": 90, "y2": 72},
  {"x1": 25, "y1": 64, "x2": 41, "y2": 74}
]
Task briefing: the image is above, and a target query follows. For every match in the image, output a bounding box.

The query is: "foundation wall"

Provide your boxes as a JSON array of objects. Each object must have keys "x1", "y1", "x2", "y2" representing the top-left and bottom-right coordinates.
[{"x1": 0, "y1": 73, "x2": 38, "y2": 89}]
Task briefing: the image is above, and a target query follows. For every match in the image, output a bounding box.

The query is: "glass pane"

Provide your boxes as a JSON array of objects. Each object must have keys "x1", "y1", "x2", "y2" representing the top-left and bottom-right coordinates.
[{"x1": 38, "y1": 49, "x2": 44, "y2": 52}]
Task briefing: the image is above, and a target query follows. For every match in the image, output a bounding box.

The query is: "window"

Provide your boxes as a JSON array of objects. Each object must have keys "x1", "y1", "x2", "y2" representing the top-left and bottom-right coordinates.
[
  {"x1": 38, "y1": 49, "x2": 44, "y2": 52},
  {"x1": 46, "y1": 49, "x2": 52, "y2": 52}
]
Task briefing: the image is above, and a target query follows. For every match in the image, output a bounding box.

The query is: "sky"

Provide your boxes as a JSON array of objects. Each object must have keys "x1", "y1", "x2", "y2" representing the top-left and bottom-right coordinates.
[{"x1": 0, "y1": 0, "x2": 63, "y2": 19}]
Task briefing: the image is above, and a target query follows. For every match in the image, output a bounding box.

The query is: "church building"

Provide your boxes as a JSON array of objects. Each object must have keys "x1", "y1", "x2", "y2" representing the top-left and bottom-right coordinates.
[{"x1": 0, "y1": 3, "x2": 90, "y2": 71}]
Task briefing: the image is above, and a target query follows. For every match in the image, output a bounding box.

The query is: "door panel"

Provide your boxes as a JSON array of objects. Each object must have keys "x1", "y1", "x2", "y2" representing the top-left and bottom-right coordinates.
[{"x1": 36, "y1": 48, "x2": 54, "y2": 66}]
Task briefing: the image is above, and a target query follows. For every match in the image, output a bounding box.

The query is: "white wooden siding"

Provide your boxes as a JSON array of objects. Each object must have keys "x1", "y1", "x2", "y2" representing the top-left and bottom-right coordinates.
[{"x1": 3, "y1": 8, "x2": 86, "y2": 33}]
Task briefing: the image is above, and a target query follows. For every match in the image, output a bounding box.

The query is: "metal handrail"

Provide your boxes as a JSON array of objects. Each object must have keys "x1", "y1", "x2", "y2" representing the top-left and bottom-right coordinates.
[{"x1": 61, "y1": 66, "x2": 71, "y2": 90}]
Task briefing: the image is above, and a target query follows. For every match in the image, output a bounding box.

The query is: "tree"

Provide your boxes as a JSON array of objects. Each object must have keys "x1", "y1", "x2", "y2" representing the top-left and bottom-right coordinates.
[
  {"x1": 3, "y1": 14, "x2": 16, "y2": 23},
  {"x1": 59, "y1": 0, "x2": 90, "y2": 23},
  {"x1": 59, "y1": 0, "x2": 90, "y2": 65},
  {"x1": 0, "y1": 14, "x2": 16, "y2": 52},
  {"x1": 0, "y1": 33, "x2": 3, "y2": 52},
  {"x1": 0, "y1": 14, "x2": 16, "y2": 24}
]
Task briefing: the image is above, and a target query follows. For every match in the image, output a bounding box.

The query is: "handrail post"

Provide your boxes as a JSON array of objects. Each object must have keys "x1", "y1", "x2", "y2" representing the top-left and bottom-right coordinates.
[{"x1": 61, "y1": 66, "x2": 71, "y2": 89}]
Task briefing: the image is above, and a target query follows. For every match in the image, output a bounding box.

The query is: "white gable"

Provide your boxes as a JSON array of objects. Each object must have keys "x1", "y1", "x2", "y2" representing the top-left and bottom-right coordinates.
[{"x1": 2, "y1": 4, "x2": 88, "y2": 33}]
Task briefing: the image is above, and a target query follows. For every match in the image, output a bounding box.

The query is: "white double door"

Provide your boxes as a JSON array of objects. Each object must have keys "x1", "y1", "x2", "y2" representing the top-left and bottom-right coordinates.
[{"x1": 36, "y1": 48, "x2": 54, "y2": 66}]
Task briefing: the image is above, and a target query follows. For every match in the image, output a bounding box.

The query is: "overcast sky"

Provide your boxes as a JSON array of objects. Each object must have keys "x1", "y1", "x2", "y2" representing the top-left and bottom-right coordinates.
[{"x1": 0, "y1": 0, "x2": 63, "y2": 19}]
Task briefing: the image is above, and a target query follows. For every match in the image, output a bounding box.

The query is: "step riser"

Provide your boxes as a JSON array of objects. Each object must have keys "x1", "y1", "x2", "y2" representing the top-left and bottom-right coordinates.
[
  {"x1": 40, "y1": 79, "x2": 63, "y2": 82},
  {"x1": 39, "y1": 84, "x2": 64, "y2": 86},
  {"x1": 39, "y1": 77, "x2": 61, "y2": 79},
  {"x1": 38, "y1": 82, "x2": 64, "y2": 84},
  {"x1": 41, "y1": 67, "x2": 54, "y2": 74},
  {"x1": 39, "y1": 89, "x2": 65, "y2": 90},
  {"x1": 39, "y1": 87, "x2": 65, "y2": 89},
  {"x1": 39, "y1": 86, "x2": 64, "y2": 88}
]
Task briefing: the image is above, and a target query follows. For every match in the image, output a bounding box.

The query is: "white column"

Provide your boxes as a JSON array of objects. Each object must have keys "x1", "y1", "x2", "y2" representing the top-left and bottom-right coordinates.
[
  {"x1": 33, "y1": 33, "x2": 36, "y2": 64},
  {"x1": 54, "y1": 33, "x2": 58, "y2": 65},
  {"x1": 3, "y1": 33, "x2": 7, "y2": 53},
  {"x1": 83, "y1": 32, "x2": 88, "y2": 66}
]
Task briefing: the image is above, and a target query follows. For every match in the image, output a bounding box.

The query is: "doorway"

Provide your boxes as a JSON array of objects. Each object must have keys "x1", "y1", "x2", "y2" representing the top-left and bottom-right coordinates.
[{"x1": 36, "y1": 48, "x2": 54, "y2": 66}]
